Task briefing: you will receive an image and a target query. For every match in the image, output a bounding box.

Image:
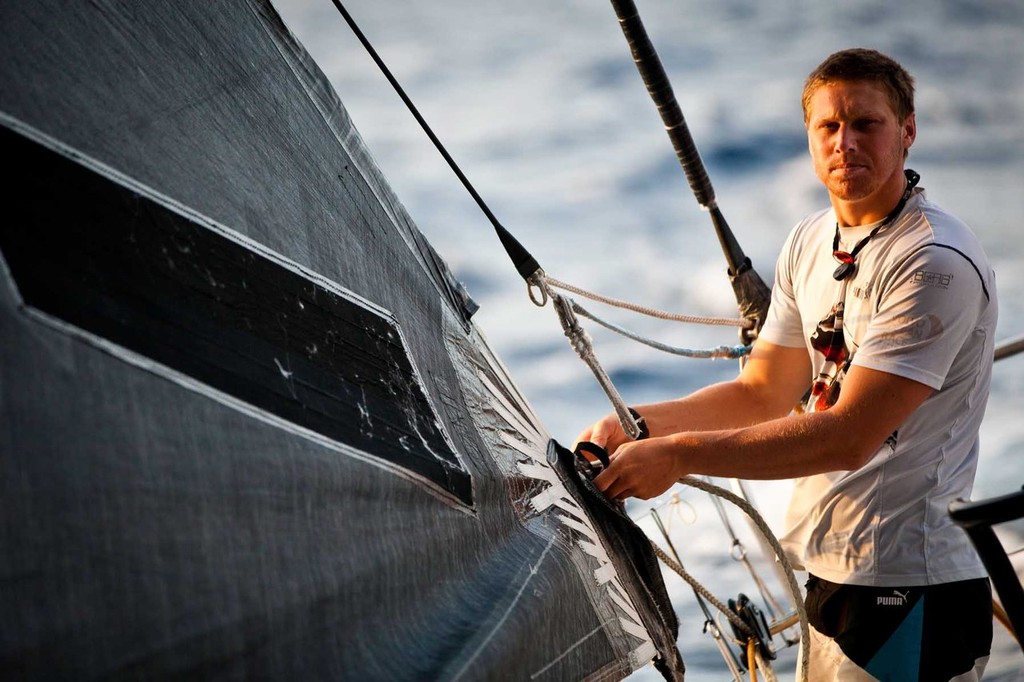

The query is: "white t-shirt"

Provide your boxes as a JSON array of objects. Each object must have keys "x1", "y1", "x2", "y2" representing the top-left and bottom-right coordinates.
[{"x1": 759, "y1": 187, "x2": 997, "y2": 586}]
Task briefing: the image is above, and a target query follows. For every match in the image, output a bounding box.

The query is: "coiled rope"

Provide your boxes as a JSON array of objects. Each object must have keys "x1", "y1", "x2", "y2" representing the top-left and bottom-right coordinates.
[{"x1": 649, "y1": 476, "x2": 809, "y2": 682}]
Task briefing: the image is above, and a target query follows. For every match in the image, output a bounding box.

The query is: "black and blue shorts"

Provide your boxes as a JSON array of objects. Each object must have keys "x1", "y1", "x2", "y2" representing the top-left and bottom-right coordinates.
[{"x1": 803, "y1": 575, "x2": 992, "y2": 681}]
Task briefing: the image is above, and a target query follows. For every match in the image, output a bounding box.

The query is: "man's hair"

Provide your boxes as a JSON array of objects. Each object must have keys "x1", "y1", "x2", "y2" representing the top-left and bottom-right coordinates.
[{"x1": 802, "y1": 48, "x2": 915, "y2": 122}]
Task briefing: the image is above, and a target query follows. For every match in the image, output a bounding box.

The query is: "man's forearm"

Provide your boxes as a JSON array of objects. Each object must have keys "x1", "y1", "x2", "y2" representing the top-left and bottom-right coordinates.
[
  {"x1": 666, "y1": 410, "x2": 855, "y2": 480},
  {"x1": 636, "y1": 379, "x2": 798, "y2": 437}
]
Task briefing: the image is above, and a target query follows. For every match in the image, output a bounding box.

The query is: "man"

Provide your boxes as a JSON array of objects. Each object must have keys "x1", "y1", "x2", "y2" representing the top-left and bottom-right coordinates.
[{"x1": 577, "y1": 48, "x2": 996, "y2": 680}]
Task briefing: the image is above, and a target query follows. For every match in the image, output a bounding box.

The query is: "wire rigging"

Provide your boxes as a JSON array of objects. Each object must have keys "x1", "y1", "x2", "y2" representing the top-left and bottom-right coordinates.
[{"x1": 327, "y1": 0, "x2": 540, "y2": 281}]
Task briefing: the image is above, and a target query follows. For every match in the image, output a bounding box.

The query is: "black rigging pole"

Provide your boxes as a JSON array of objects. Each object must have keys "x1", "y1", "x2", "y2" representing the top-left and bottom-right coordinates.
[{"x1": 608, "y1": 0, "x2": 771, "y2": 344}]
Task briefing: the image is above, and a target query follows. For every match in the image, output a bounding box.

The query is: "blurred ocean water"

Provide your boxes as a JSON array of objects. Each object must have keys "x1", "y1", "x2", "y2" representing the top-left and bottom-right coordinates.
[{"x1": 274, "y1": 1, "x2": 1024, "y2": 679}]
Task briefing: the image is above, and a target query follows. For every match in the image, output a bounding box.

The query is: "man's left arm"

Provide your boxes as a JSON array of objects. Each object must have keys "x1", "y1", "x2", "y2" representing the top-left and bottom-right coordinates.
[
  {"x1": 594, "y1": 365, "x2": 933, "y2": 500},
  {"x1": 595, "y1": 241, "x2": 990, "y2": 501}
]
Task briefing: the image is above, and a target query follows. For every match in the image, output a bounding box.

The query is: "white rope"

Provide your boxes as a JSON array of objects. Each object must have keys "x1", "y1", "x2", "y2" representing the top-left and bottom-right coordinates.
[
  {"x1": 648, "y1": 541, "x2": 753, "y2": 638},
  {"x1": 754, "y1": 648, "x2": 780, "y2": 682},
  {"x1": 542, "y1": 279, "x2": 645, "y2": 440},
  {"x1": 545, "y1": 275, "x2": 752, "y2": 328},
  {"x1": 571, "y1": 300, "x2": 750, "y2": 360},
  {"x1": 670, "y1": 476, "x2": 809, "y2": 682}
]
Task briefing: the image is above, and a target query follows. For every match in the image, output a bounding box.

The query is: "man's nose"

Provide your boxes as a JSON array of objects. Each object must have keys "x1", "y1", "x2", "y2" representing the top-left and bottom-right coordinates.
[{"x1": 835, "y1": 124, "x2": 857, "y2": 153}]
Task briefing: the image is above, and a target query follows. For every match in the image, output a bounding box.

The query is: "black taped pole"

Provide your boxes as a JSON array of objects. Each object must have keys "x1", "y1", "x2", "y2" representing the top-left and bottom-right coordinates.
[
  {"x1": 609, "y1": 0, "x2": 735, "y2": 268},
  {"x1": 608, "y1": 0, "x2": 771, "y2": 340}
]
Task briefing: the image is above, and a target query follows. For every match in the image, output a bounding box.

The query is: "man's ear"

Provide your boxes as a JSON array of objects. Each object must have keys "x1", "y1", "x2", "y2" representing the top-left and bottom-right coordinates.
[{"x1": 902, "y1": 112, "x2": 917, "y2": 152}]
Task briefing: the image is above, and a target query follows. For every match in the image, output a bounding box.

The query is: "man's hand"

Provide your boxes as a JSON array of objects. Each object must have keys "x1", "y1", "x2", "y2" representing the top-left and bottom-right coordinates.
[
  {"x1": 574, "y1": 412, "x2": 631, "y2": 457},
  {"x1": 574, "y1": 341, "x2": 816, "y2": 501},
  {"x1": 592, "y1": 436, "x2": 683, "y2": 501}
]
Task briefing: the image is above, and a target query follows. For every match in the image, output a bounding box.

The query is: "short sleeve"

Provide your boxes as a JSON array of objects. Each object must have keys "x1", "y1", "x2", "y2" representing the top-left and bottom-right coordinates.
[
  {"x1": 758, "y1": 228, "x2": 806, "y2": 349},
  {"x1": 852, "y1": 244, "x2": 988, "y2": 389}
]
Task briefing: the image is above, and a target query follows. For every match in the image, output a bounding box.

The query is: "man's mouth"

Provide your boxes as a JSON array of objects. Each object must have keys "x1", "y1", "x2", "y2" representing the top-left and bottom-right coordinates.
[{"x1": 831, "y1": 163, "x2": 868, "y2": 176}]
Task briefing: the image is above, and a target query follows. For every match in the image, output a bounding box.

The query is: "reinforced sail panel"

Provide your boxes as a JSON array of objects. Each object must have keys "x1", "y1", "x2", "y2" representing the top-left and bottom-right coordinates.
[{"x1": 0, "y1": 2, "x2": 683, "y2": 679}]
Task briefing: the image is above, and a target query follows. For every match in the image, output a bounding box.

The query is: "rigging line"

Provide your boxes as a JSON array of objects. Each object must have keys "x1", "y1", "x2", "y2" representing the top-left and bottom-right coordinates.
[
  {"x1": 546, "y1": 275, "x2": 751, "y2": 328},
  {"x1": 754, "y1": 646, "x2": 780, "y2": 682},
  {"x1": 328, "y1": 0, "x2": 540, "y2": 281},
  {"x1": 570, "y1": 300, "x2": 749, "y2": 360},
  {"x1": 649, "y1": 538, "x2": 751, "y2": 639},
  {"x1": 677, "y1": 476, "x2": 809, "y2": 682},
  {"x1": 548, "y1": 284, "x2": 646, "y2": 440},
  {"x1": 703, "y1": 479, "x2": 789, "y2": 623},
  {"x1": 995, "y1": 333, "x2": 1024, "y2": 362},
  {"x1": 650, "y1": 509, "x2": 749, "y2": 679},
  {"x1": 330, "y1": 2, "x2": 649, "y2": 441},
  {"x1": 726, "y1": 479, "x2": 803, "y2": 646}
]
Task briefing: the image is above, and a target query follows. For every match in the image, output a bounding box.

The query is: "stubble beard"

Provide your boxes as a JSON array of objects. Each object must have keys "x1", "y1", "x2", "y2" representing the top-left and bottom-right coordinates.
[{"x1": 819, "y1": 143, "x2": 906, "y2": 204}]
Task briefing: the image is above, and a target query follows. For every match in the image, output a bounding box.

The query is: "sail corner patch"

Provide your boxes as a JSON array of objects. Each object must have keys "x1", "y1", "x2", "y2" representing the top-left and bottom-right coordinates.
[{"x1": 0, "y1": 120, "x2": 472, "y2": 505}]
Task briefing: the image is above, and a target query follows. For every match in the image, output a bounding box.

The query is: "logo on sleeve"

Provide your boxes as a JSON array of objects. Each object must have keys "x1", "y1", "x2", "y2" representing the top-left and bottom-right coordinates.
[{"x1": 913, "y1": 270, "x2": 953, "y2": 289}]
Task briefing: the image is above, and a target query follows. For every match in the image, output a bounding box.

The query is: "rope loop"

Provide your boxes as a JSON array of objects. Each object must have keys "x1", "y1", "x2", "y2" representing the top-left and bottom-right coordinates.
[
  {"x1": 527, "y1": 271, "x2": 549, "y2": 307},
  {"x1": 643, "y1": 478, "x2": 809, "y2": 681}
]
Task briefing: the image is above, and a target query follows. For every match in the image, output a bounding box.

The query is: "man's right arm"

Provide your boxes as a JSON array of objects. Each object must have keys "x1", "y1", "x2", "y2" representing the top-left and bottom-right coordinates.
[{"x1": 575, "y1": 339, "x2": 811, "y2": 455}]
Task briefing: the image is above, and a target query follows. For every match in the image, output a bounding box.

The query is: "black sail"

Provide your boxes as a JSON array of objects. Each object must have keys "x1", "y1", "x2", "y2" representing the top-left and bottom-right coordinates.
[{"x1": 0, "y1": 1, "x2": 682, "y2": 680}]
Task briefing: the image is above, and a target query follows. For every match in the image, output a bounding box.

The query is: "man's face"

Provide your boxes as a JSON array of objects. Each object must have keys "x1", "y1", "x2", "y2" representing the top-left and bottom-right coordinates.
[{"x1": 806, "y1": 80, "x2": 915, "y2": 208}]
